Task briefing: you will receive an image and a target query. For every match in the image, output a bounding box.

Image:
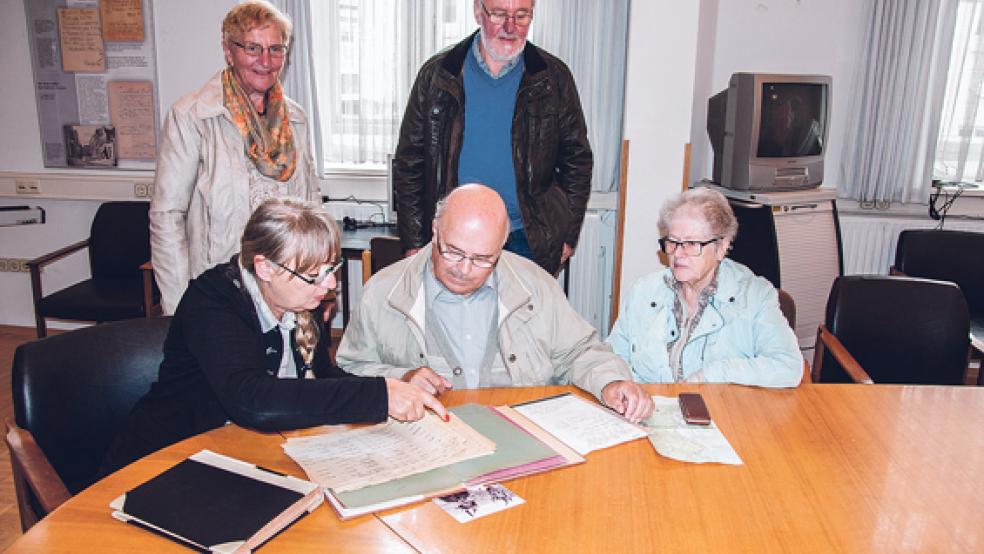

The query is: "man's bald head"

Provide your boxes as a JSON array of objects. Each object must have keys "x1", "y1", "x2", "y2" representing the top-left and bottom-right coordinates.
[{"x1": 430, "y1": 184, "x2": 510, "y2": 296}]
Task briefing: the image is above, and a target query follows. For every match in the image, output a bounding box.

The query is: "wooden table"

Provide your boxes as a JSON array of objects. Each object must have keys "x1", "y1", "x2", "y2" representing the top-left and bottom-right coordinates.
[{"x1": 9, "y1": 384, "x2": 984, "y2": 553}]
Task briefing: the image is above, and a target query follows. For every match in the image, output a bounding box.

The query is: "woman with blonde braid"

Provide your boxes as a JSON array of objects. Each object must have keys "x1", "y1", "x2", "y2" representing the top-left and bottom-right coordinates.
[{"x1": 102, "y1": 199, "x2": 446, "y2": 474}]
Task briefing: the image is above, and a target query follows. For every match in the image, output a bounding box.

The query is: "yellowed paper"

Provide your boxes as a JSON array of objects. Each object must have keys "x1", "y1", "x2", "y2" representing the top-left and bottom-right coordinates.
[
  {"x1": 109, "y1": 80, "x2": 156, "y2": 160},
  {"x1": 100, "y1": 0, "x2": 145, "y2": 42},
  {"x1": 58, "y1": 8, "x2": 106, "y2": 73},
  {"x1": 282, "y1": 412, "x2": 496, "y2": 493}
]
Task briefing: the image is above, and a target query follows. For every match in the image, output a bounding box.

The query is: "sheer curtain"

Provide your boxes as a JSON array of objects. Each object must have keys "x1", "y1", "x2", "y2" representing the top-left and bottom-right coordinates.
[
  {"x1": 839, "y1": 0, "x2": 958, "y2": 206},
  {"x1": 935, "y1": 0, "x2": 984, "y2": 184},
  {"x1": 532, "y1": 0, "x2": 630, "y2": 193},
  {"x1": 273, "y1": 0, "x2": 324, "y2": 175}
]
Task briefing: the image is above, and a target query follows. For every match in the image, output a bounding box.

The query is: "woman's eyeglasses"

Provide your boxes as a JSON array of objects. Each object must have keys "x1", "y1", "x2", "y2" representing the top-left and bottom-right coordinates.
[
  {"x1": 229, "y1": 39, "x2": 288, "y2": 58},
  {"x1": 270, "y1": 258, "x2": 343, "y2": 286},
  {"x1": 659, "y1": 237, "x2": 721, "y2": 256}
]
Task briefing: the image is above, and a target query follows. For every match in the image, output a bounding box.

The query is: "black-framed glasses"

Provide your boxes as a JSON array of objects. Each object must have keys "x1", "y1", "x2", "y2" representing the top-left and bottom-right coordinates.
[
  {"x1": 435, "y1": 236, "x2": 499, "y2": 269},
  {"x1": 659, "y1": 236, "x2": 722, "y2": 256},
  {"x1": 480, "y1": 2, "x2": 533, "y2": 26},
  {"x1": 229, "y1": 39, "x2": 289, "y2": 58},
  {"x1": 269, "y1": 258, "x2": 343, "y2": 286}
]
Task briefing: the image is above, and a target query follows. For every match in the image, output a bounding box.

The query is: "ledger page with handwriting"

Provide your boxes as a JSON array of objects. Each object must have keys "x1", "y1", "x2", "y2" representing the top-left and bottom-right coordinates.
[
  {"x1": 282, "y1": 413, "x2": 495, "y2": 493},
  {"x1": 512, "y1": 393, "x2": 647, "y2": 455}
]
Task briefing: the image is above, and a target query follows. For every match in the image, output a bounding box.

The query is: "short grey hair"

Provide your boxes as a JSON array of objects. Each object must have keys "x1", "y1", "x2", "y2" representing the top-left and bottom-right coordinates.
[{"x1": 657, "y1": 187, "x2": 738, "y2": 243}]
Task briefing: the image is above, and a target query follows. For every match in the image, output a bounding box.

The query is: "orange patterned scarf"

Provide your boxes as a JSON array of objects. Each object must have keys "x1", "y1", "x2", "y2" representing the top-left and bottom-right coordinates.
[{"x1": 222, "y1": 67, "x2": 297, "y2": 181}]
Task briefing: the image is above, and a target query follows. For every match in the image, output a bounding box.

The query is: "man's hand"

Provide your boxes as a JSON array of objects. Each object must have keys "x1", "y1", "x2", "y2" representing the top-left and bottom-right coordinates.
[
  {"x1": 384, "y1": 378, "x2": 448, "y2": 422},
  {"x1": 601, "y1": 380, "x2": 654, "y2": 423},
  {"x1": 560, "y1": 243, "x2": 575, "y2": 266},
  {"x1": 402, "y1": 366, "x2": 453, "y2": 396}
]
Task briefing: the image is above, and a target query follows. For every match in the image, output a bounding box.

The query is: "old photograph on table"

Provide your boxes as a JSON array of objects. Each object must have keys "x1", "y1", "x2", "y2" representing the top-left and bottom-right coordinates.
[{"x1": 433, "y1": 484, "x2": 525, "y2": 523}]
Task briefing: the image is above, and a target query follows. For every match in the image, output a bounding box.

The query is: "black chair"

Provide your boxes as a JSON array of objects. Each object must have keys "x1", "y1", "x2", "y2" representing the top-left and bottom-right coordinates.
[
  {"x1": 892, "y1": 229, "x2": 984, "y2": 344},
  {"x1": 812, "y1": 275, "x2": 969, "y2": 385},
  {"x1": 361, "y1": 236, "x2": 405, "y2": 284},
  {"x1": 28, "y1": 201, "x2": 159, "y2": 338},
  {"x1": 5, "y1": 317, "x2": 170, "y2": 530}
]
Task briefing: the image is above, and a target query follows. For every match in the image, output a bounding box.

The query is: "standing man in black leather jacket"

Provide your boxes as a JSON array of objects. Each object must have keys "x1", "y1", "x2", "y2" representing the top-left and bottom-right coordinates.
[{"x1": 393, "y1": 0, "x2": 592, "y2": 276}]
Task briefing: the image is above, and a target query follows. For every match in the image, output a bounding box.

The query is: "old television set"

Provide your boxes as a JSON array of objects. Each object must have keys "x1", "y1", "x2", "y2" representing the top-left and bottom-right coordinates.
[{"x1": 707, "y1": 73, "x2": 831, "y2": 191}]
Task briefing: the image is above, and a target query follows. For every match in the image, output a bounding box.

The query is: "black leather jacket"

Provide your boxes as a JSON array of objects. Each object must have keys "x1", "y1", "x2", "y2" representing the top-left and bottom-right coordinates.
[{"x1": 393, "y1": 32, "x2": 593, "y2": 275}]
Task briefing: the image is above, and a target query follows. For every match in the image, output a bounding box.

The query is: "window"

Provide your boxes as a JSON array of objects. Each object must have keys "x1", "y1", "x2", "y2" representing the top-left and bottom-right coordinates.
[
  {"x1": 310, "y1": 0, "x2": 475, "y2": 172},
  {"x1": 935, "y1": 0, "x2": 984, "y2": 183}
]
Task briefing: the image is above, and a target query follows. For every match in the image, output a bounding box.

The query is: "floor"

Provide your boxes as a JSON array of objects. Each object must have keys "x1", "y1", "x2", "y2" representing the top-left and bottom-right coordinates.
[{"x1": 0, "y1": 325, "x2": 40, "y2": 550}]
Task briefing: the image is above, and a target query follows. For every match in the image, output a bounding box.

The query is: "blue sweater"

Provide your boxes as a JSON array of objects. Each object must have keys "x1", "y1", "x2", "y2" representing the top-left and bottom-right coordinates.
[{"x1": 458, "y1": 49, "x2": 525, "y2": 231}]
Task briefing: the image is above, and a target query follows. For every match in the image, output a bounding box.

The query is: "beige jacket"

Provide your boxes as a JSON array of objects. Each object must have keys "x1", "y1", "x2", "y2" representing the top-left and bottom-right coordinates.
[
  {"x1": 150, "y1": 71, "x2": 320, "y2": 314},
  {"x1": 336, "y1": 245, "x2": 631, "y2": 400}
]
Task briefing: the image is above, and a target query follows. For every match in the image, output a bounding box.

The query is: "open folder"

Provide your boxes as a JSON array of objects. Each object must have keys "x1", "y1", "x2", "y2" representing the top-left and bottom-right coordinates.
[
  {"x1": 110, "y1": 450, "x2": 323, "y2": 553},
  {"x1": 286, "y1": 403, "x2": 585, "y2": 520}
]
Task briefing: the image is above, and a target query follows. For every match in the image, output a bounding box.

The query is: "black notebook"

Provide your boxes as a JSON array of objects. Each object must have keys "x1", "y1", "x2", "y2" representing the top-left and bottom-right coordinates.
[{"x1": 110, "y1": 450, "x2": 322, "y2": 553}]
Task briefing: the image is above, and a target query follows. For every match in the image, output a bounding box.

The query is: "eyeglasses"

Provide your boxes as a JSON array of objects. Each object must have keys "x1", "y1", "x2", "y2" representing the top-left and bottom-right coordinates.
[
  {"x1": 229, "y1": 39, "x2": 288, "y2": 58},
  {"x1": 659, "y1": 237, "x2": 722, "y2": 256},
  {"x1": 269, "y1": 258, "x2": 343, "y2": 286},
  {"x1": 436, "y1": 236, "x2": 499, "y2": 269},
  {"x1": 480, "y1": 2, "x2": 533, "y2": 26}
]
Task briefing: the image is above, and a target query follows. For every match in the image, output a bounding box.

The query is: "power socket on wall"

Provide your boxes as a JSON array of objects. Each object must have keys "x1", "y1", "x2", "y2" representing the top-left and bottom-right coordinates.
[
  {"x1": 133, "y1": 182, "x2": 155, "y2": 198},
  {"x1": 0, "y1": 258, "x2": 31, "y2": 273}
]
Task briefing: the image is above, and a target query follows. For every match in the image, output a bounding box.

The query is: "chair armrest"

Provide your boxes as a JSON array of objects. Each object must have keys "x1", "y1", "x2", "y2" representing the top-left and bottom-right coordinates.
[
  {"x1": 140, "y1": 260, "x2": 160, "y2": 317},
  {"x1": 361, "y1": 250, "x2": 372, "y2": 284},
  {"x1": 27, "y1": 239, "x2": 90, "y2": 270},
  {"x1": 814, "y1": 324, "x2": 874, "y2": 384},
  {"x1": 4, "y1": 419, "x2": 71, "y2": 528}
]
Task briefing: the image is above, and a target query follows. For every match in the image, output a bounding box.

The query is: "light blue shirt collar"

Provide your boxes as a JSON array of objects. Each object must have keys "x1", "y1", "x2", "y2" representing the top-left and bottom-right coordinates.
[{"x1": 470, "y1": 33, "x2": 524, "y2": 79}]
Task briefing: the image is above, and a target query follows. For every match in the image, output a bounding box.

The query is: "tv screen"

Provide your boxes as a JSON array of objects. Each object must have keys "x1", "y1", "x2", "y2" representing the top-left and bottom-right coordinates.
[{"x1": 757, "y1": 83, "x2": 827, "y2": 158}]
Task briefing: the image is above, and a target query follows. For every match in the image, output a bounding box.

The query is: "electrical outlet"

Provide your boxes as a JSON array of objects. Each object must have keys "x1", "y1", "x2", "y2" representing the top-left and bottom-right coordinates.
[
  {"x1": 134, "y1": 182, "x2": 154, "y2": 198},
  {"x1": 0, "y1": 258, "x2": 30, "y2": 272},
  {"x1": 15, "y1": 179, "x2": 41, "y2": 195}
]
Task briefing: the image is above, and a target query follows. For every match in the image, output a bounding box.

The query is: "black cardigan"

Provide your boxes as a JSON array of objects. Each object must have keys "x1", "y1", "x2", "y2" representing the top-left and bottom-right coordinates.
[{"x1": 101, "y1": 258, "x2": 388, "y2": 473}]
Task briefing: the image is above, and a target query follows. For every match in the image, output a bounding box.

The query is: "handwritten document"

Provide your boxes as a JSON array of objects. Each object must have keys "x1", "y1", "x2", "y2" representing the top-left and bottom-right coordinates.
[
  {"x1": 282, "y1": 413, "x2": 495, "y2": 493},
  {"x1": 109, "y1": 81, "x2": 156, "y2": 160},
  {"x1": 642, "y1": 395, "x2": 742, "y2": 465},
  {"x1": 512, "y1": 393, "x2": 647, "y2": 456},
  {"x1": 100, "y1": 0, "x2": 145, "y2": 42},
  {"x1": 58, "y1": 8, "x2": 105, "y2": 73}
]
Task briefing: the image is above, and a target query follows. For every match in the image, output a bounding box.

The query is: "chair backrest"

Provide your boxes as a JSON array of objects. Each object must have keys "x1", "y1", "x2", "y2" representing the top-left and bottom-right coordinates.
[
  {"x1": 894, "y1": 229, "x2": 984, "y2": 316},
  {"x1": 11, "y1": 317, "x2": 170, "y2": 494},
  {"x1": 777, "y1": 288, "x2": 796, "y2": 329},
  {"x1": 817, "y1": 275, "x2": 969, "y2": 384},
  {"x1": 89, "y1": 201, "x2": 152, "y2": 283},
  {"x1": 369, "y1": 236, "x2": 404, "y2": 276}
]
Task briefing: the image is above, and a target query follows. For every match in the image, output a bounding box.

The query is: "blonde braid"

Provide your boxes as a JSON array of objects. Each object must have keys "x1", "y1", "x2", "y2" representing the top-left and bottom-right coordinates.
[{"x1": 294, "y1": 310, "x2": 319, "y2": 377}]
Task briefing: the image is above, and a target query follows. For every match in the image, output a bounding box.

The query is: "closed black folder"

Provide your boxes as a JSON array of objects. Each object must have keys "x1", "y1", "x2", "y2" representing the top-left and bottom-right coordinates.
[{"x1": 110, "y1": 450, "x2": 322, "y2": 553}]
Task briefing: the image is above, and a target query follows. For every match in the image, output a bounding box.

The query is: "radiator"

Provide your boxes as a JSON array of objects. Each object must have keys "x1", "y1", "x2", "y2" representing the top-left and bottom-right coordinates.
[
  {"x1": 839, "y1": 214, "x2": 984, "y2": 275},
  {"x1": 566, "y1": 211, "x2": 616, "y2": 338}
]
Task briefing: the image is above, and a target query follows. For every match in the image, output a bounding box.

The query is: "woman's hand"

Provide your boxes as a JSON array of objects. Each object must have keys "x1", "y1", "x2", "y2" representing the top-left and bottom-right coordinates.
[{"x1": 385, "y1": 378, "x2": 448, "y2": 422}]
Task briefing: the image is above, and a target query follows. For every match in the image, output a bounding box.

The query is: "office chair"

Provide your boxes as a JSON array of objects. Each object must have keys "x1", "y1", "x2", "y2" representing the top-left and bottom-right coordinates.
[
  {"x1": 812, "y1": 275, "x2": 969, "y2": 385},
  {"x1": 28, "y1": 201, "x2": 159, "y2": 338},
  {"x1": 892, "y1": 229, "x2": 984, "y2": 343},
  {"x1": 361, "y1": 236, "x2": 405, "y2": 284},
  {"x1": 5, "y1": 317, "x2": 170, "y2": 531}
]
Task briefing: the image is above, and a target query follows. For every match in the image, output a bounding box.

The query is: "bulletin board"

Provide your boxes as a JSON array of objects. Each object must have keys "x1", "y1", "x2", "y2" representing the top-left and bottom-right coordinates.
[{"x1": 24, "y1": 0, "x2": 159, "y2": 170}]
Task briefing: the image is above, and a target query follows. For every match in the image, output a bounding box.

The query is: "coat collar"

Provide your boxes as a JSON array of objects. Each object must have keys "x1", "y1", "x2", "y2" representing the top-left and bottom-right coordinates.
[
  {"x1": 440, "y1": 30, "x2": 547, "y2": 77},
  {"x1": 189, "y1": 70, "x2": 305, "y2": 124}
]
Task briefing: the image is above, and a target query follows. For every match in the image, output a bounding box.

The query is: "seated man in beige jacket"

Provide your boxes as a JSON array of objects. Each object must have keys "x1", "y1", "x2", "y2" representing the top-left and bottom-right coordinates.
[{"x1": 337, "y1": 184, "x2": 653, "y2": 422}]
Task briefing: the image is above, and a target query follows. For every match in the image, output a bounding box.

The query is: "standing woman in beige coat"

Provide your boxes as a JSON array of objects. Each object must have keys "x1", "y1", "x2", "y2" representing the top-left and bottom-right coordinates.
[{"x1": 150, "y1": 0, "x2": 320, "y2": 314}]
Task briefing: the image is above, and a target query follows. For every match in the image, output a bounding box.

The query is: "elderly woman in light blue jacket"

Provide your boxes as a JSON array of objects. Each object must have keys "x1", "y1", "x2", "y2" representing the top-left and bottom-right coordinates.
[{"x1": 608, "y1": 187, "x2": 802, "y2": 387}]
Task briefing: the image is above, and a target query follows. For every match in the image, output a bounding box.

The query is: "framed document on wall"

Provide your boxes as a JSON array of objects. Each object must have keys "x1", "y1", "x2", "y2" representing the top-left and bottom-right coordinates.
[{"x1": 24, "y1": 0, "x2": 159, "y2": 170}]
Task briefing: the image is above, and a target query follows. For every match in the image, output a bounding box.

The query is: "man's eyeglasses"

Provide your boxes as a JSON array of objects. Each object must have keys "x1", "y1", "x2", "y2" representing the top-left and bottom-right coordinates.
[
  {"x1": 659, "y1": 237, "x2": 722, "y2": 256},
  {"x1": 229, "y1": 39, "x2": 288, "y2": 58},
  {"x1": 480, "y1": 2, "x2": 533, "y2": 26},
  {"x1": 436, "y1": 237, "x2": 499, "y2": 269},
  {"x1": 270, "y1": 258, "x2": 343, "y2": 286}
]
